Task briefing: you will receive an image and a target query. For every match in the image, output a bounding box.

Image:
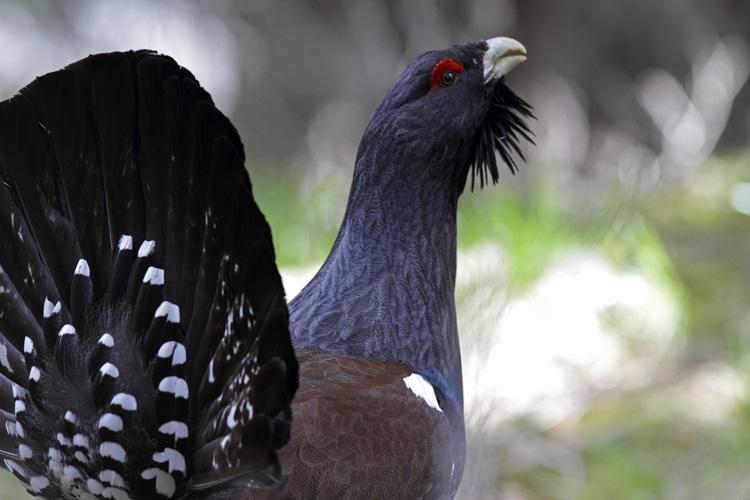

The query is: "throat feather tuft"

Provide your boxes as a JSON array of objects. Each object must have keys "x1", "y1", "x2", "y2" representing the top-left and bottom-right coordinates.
[{"x1": 467, "y1": 79, "x2": 535, "y2": 190}]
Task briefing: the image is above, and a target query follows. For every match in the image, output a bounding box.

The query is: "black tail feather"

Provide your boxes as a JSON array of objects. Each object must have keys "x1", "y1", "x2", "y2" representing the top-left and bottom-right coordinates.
[{"x1": 0, "y1": 51, "x2": 296, "y2": 499}]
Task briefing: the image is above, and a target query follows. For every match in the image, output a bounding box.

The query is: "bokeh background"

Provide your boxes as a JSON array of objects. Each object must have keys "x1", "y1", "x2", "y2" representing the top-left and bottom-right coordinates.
[{"x1": 1, "y1": 1, "x2": 749, "y2": 499}]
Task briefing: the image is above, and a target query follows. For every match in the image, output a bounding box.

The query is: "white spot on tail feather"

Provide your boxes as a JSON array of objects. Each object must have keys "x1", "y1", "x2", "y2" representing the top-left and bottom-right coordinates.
[
  {"x1": 138, "y1": 240, "x2": 156, "y2": 258},
  {"x1": 18, "y1": 443, "x2": 32, "y2": 459},
  {"x1": 74, "y1": 450, "x2": 88, "y2": 464},
  {"x1": 143, "y1": 267, "x2": 165, "y2": 285},
  {"x1": 99, "y1": 442, "x2": 126, "y2": 462},
  {"x1": 403, "y1": 373, "x2": 443, "y2": 412},
  {"x1": 111, "y1": 393, "x2": 137, "y2": 411},
  {"x1": 98, "y1": 413, "x2": 123, "y2": 432},
  {"x1": 118, "y1": 235, "x2": 133, "y2": 251},
  {"x1": 158, "y1": 421, "x2": 188, "y2": 443},
  {"x1": 48, "y1": 457, "x2": 62, "y2": 474},
  {"x1": 73, "y1": 434, "x2": 89, "y2": 448},
  {"x1": 28, "y1": 475, "x2": 49, "y2": 492},
  {"x1": 43, "y1": 298, "x2": 61, "y2": 318},
  {"x1": 59, "y1": 324, "x2": 76, "y2": 337},
  {"x1": 99, "y1": 469, "x2": 125, "y2": 487},
  {"x1": 226, "y1": 404, "x2": 239, "y2": 429},
  {"x1": 14, "y1": 400, "x2": 25, "y2": 415},
  {"x1": 99, "y1": 363, "x2": 119, "y2": 379},
  {"x1": 23, "y1": 336, "x2": 33, "y2": 355},
  {"x1": 4, "y1": 459, "x2": 26, "y2": 477},
  {"x1": 101, "y1": 486, "x2": 131, "y2": 500},
  {"x1": 56, "y1": 432, "x2": 71, "y2": 447},
  {"x1": 64, "y1": 411, "x2": 78, "y2": 424},
  {"x1": 141, "y1": 468, "x2": 175, "y2": 497},
  {"x1": 62, "y1": 465, "x2": 82, "y2": 479},
  {"x1": 29, "y1": 366, "x2": 40, "y2": 382},
  {"x1": 99, "y1": 333, "x2": 114, "y2": 348},
  {"x1": 155, "y1": 302, "x2": 181, "y2": 324},
  {"x1": 157, "y1": 341, "x2": 186, "y2": 366},
  {"x1": 74, "y1": 259, "x2": 90, "y2": 277},
  {"x1": 158, "y1": 376, "x2": 189, "y2": 399},
  {"x1": 152, "y1": 448, "x2": 186, "y2": 474},
  {"x1": 0, "y1": 341, "x2": 13, "y2": 372},
  {"x1": 86, "y1": 478, "x2": 103, "y2": 495}
]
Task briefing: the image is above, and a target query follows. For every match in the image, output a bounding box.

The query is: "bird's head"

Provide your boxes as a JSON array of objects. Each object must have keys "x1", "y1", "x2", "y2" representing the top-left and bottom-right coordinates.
[{"x1": 359, "y1": 36, "x2": 534, "y2": 195}]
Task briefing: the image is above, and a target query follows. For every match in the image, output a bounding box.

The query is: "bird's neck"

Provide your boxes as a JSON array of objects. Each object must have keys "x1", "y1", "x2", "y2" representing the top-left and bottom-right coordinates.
[{"x1": 289, "y1": 137, "x2": 464, "y2": 410}]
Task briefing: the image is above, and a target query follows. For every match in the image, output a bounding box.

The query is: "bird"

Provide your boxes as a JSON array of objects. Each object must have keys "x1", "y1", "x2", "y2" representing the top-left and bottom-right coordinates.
[{"x1": 0, "y1": 35, "x2": 533, "y2": 500}]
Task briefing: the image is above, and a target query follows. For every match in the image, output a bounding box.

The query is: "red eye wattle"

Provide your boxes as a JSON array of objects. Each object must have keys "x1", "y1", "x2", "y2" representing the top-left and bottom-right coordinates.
[{"x1": 431, "y1": 58, "x2": 465, "y2": 90}]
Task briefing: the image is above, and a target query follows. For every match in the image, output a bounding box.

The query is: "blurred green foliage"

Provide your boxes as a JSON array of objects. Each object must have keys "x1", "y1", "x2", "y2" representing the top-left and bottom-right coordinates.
[{"x1": 480, "y1": 151, "x2": 750, "y2": 500}]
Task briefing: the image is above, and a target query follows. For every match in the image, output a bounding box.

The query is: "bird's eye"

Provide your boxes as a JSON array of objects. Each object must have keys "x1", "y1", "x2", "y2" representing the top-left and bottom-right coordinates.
[
  {"x1": 441, "y1": 71, "x2": 457, "y2": 87},
  {"x1": 431, "y1": 58, "x2": 464, "y2": 90}
]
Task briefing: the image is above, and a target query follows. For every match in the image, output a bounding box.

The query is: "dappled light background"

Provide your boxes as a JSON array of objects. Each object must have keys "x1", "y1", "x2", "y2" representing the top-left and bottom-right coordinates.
[{"x1": 1, "y1": 1, "x2": 749, "y2": 499}]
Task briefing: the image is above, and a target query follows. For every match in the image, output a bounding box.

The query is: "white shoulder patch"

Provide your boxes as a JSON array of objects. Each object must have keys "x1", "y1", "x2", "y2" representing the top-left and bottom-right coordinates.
[{"x1": 403, "y1": 373, "x2": 443, "y2": 412}]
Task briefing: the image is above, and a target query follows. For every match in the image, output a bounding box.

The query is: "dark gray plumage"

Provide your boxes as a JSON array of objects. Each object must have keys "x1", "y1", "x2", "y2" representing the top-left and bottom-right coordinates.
[{"x1": 278, "y1": 37, "x2": 532, "y2": 499}]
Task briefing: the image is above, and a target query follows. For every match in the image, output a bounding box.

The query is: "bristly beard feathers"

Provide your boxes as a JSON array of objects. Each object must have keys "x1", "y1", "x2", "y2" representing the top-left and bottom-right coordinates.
[{"x1": 466, "y1": 78, "x2": 535, "y2": 191}]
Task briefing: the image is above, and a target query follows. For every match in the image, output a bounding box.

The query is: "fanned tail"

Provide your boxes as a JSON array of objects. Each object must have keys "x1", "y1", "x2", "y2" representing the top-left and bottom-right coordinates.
[{"x1": 0, "y1": 51, "x2": 297, "y2": 499}]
